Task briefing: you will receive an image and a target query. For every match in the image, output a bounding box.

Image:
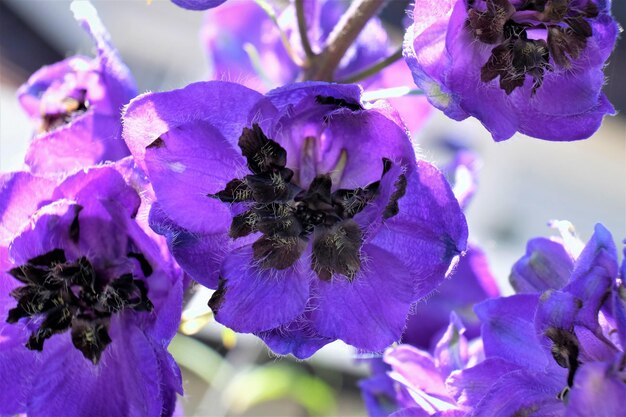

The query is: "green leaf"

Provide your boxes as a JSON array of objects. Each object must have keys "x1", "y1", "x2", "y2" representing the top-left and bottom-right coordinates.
[{"x1": 223, "y1": 363, "x2": 337, "y2": 416}]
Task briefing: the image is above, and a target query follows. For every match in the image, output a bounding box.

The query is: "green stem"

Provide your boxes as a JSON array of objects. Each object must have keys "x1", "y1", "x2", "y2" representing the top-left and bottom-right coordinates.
[
  {"x1": 338, "y1": 46, "x2": 402, "y2": 83},
  {"x1": 361, "y1": 87, "x2": 424, "y2": 102},
  {"x1": 304, "y1": 0, "x2": 388, "y2": 81}
]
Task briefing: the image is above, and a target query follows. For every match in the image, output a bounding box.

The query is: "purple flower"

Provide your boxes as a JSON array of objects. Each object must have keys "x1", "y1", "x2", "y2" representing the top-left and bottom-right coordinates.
[
  {"x1": 202, "y1": 0, "x2": 433, "y2": 133},
  {"x1": 361, "y1": 314, "x2": 483, "y2": 417},
  {"x1": 448, "y1": 223, "x2": 626, "y2": 416},
  {"x1": 17, "y1": 2, "x2": 135, "y2": 174},
  {"x1": 123, "y1": 80, "x2": 468, "y2": 358},
  {"x1": 0, "y1": 161, "x2": 183, "y2": 417},
  {"x1": 404, "y1": 0, "x2": 619, "y2": 141}
]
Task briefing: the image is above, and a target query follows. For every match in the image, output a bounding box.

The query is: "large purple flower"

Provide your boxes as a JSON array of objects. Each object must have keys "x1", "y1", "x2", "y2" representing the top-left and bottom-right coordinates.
[
  {"x1": 201, "y1": 0, "x2": 433, "y2": 134},
  {"x1": 404, "y1": 0, "x2": 619, "y2": 141},
  {"x1": 448, "y1": 223, "x2": 626, "y2": 416},
  {"x1": 123, "y1": 80, "x2": 468, "y2": 358},
  {"x1": 0, "y1": 161, "x2": 183, "y2": 417},
  {"x1": 17, "y1": 2, "x2": 135, "y2": 174}
]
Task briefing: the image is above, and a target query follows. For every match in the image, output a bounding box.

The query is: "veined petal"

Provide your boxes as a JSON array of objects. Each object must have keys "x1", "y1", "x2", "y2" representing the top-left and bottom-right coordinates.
[
  {"x1": 209, "y1": 245, "x2": 310, "y2": 333},
  {"x1": 310, "y1": 244, "x2": 413, "y2": 351}
]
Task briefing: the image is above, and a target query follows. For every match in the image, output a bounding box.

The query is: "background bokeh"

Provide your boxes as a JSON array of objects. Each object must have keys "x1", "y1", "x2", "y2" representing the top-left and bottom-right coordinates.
[{"x1": 1, "y1": 1, "x2": 624, "y2": 416}]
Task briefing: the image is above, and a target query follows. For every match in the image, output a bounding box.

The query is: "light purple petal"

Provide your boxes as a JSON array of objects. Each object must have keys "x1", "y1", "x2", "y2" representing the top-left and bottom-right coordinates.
[
  {"x1": 122, "y1": 81, "x2": 265, "y2": 172},
  {"x1": 0, "y1": 172, "x2": 55, "y2": 244},
  {"x1": 142, "y1": 119, "x2": 242, "y2": 235},
  {"x1": 211, "y1": 245, "x2": 310, "y2": 333},
  {"x1": 25, "y1": 112, "x2": 129, "y2": 174},
  {"x1": 311, "y1": 244, "x2": 413, "y2": 351},
  {"x1": 403, "y1": 0, "x2": 467, "y2": 119},
  {"x1": 510, "y1": 237, "x2": 574, "y2": 293},
  {"x1": 567, "y1": 361, "x2": 626, "y2": 417},
  {"x1": 71, "y1": 1, "x2": 137, "y2": 113},
  {"x1": 447, "y1": 357, "x2": 521, "y2": 408}
]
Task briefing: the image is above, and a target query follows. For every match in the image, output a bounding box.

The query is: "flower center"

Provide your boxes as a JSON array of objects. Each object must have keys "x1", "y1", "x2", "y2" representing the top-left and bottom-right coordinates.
[
  {"x1": 466, "y1": 0, "x2": 598, "y2": 94},
  {"x1": 7, "y1": 247, "x2": 153, "y2": 364},
  {"x1": 545, "y1": 327, "x2": 580, "y2": 401},
  {"x1": 209, "y1": 123, "x2": 406, "y2": 280},
  {"x1": 40, "y1": 88, "x2": 90, "y2": 132}
]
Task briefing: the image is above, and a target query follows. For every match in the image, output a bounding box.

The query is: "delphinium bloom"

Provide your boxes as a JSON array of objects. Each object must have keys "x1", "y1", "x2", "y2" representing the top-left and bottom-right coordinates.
[
  {"x1": 447, "y1": 223, "x2": 626, "y2": 416},
  {"x1": 123, "y1": 80, "x2": 468, "y2": 358},
  {"x1": 0, "y1": 162, "x2": 183, "y2": 417},
  {"x1": 361, "y1": 314, "x2": 483, "y2": 417},
  {"x1": 404, "y1": 0, "x2": 619, "y2": 141},
  {"x1": 17, "y1": 1, "x2": 135, "y2": 173},
  {"x1": 201, "y1": 0, "x2": 432, "y2": 133}
]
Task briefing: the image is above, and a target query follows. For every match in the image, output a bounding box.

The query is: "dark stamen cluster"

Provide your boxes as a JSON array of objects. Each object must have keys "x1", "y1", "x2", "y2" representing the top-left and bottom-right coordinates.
[
  {"x1": 209, "y1": 123, "x2": 406, "y2": 282},
  {"x1": 545, "y1": 327, "x2": 581, "y2": 401},
  {"x1": 7, "y1": 248, "x2": 153, "y2": 364},
  {"x1": 467, "y1": 0, "x2": 599, "y2": 94},
  {"x1": 40, "y1": 88, "x2": 90, "y2": 132}
]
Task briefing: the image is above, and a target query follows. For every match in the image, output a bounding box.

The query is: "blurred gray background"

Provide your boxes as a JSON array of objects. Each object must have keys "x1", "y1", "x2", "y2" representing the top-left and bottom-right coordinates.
[{"x1": 1, "y1": 1, "x2": 625, "y2": 416}]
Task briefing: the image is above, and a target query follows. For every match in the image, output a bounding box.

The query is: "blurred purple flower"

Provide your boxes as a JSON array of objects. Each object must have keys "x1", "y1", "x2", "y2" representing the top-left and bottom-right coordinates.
[
  {"x1": 202, "y1": 0, "x2": 432, "y2": 134},
  {"x1": 404, "y1": 0, "x2": 619, "y2": 141},
  {"x1": 448, "y1": 223, "x2": 626, "y2": 417},
  {"x1": 361, "y1": 314, "x2": 483, "y2": 417},
  {"x1": 17, "y1": 2, "x2": 136, "y2": 174},
  {"x1": 123, "y1": 80, "x2": 468, "y2": 358},
  {"x1": 0, "y1": 161, "x2": 183, "y2": 417}
]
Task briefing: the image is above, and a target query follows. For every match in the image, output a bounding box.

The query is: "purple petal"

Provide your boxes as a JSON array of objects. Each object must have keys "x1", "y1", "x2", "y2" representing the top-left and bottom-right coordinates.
[
  {"x1": 567, "y1": 361, "x2": 626, "y2": 416},
  {"x1": 171, "y1": 0, "x2": 227, "y2": 10},
  {"x1": 311, "y1": 244, "x2": 413, "y2": 351},
  {"x1": 403, "y1": 245, "x2": 499, "y2": 348},
  {"x1": 384, "y1": 345, "x2": 448, "y2": 399},
  {"x1": 470, "y1": 369, "x2": 564, "y2": 417},
  {"x1": 25, "y1": 112, "x2": 129, "y2": 174},
  {"x1": 389, "y1": 408, "x2": 431, "y2": 417},
  {"x1": 370, "y1": 160, "x2": 468, "y2": 301},
  {"x1": 71, "y1": 1, "x2": 137, "y2": 113},
  {"x1": 264, "y1": 81, "x2": 362, "y2": 115},
  {"x1": 211, "y1": 245, "x2": 310, "y2": 333},
  {"x1": 257, "y1": 313, "x2": 333, "y2": 359},
  {"x1": 434, "y1": 313, "x2": 469, "y2": 375},
  {"x1": 142, "y1": 119, "x2": 242, "y2": 235},
  {"x1": 613, "y1": 283, "x2": 626, "y2": 349},
  {"x1": 122, "y1": 81, "x2": 264, "y2": 172},
  {"x1": 26, "y1": 323, "x2": 165, "y2": 417},
  {"x1": 202, "y1": 1, "x2": 295, "y2": 91},
  {"x1": 447, "y1": 357, "x2": 521, "y2": 408},
  {"x1": 149, "y1": 202, "x2": 227, "y2": 289},
  {"x1": 564, "y1": 224, "x2": 617, "y2": 331},
  {"x1": 510, "y1": 237, "x2": 574, "y2": 293},
  {"x1": 474, "y1": 294, "x2": 549, "y2": 369},
  {"x1": 0, "y1": 172, "x2": 55, "y2": 244},
  {"x1": 403, "y1": 0, "x2": 467, "y2": 119}
]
